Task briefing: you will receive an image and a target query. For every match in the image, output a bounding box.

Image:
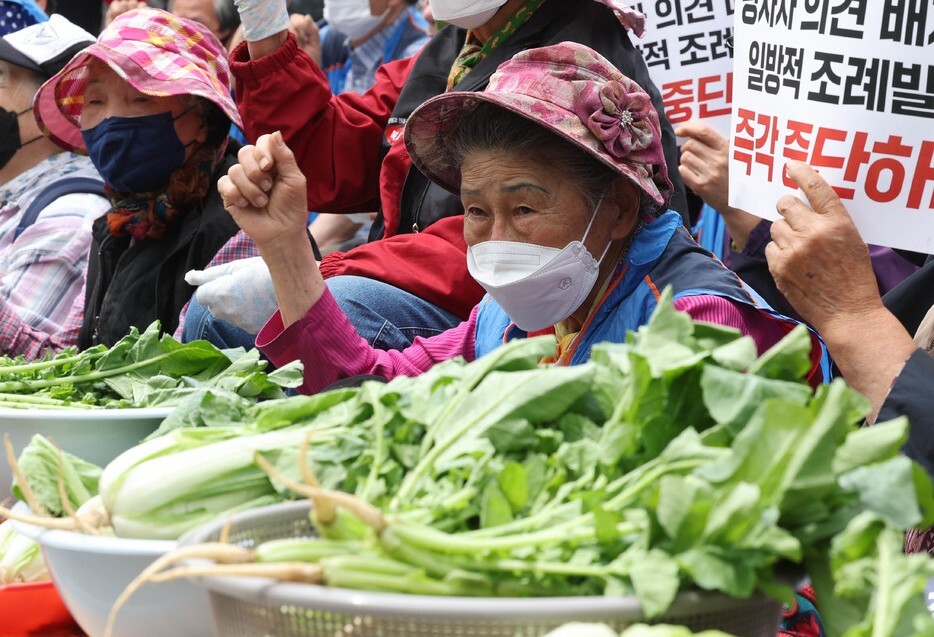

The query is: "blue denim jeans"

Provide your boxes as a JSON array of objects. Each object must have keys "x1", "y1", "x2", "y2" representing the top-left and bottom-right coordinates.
[{"x1": 183, "y1": 275, "x2": 463, "y2": 352}]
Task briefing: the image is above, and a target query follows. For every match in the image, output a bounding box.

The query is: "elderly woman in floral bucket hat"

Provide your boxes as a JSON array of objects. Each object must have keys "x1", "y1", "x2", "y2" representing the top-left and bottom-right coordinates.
[
  {"x1": 220, "y1": 42, "x2": 825, "y2": 394},
  {"x1": 1, "y1": 7, "x2": 245, "y2": 355}
]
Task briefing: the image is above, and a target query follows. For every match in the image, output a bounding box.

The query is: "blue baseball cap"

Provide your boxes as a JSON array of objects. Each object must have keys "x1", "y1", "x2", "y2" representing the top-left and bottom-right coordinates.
[{"x1": 0, "y1": 0, "x2": 47, "y2": 37}]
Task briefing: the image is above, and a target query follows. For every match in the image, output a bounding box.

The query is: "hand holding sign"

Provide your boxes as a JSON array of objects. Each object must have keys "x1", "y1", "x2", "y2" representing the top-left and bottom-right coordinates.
[
  {"x1": 678, "y1": 120, "x2": 763, "y2": 251},
  {"x1": 766, "y1": 160, "x2": 919, "y2": 422},
  {"x1": 678, "y1": 121, "x2": 731, "y2": 213},
  {"x1": 765, "y1": 161, "x2": 881, "y2": 337},
  {"x1": 729, "y1": 0, "x2": 934, "y2": 253}
]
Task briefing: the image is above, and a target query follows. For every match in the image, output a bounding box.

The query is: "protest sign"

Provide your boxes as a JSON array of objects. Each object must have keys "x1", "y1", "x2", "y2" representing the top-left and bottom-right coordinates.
[
  {"x1": 728, "y1": 0, "x2": 934, "y2": 253},
  {"x1": 631, "y1": 1, "x2": 736, "y2": 138}
]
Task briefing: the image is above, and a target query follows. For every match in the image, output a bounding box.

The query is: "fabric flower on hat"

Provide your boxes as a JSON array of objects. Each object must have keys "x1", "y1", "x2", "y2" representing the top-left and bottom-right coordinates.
[
  {"x1": 592, "y1": 0, "x2": 646, "y2": 37},
  {"x1": 586, "y1": 80, "x2": 655, "y2": 162},
  {"x1": 405, "y1": 41, "x2": 672, "y2": 206}
]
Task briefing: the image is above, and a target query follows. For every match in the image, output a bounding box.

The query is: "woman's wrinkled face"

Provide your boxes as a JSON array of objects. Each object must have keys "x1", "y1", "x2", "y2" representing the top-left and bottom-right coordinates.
[
  {"x1": 461, "y1": 149, "x2": 614, "y2": 255},
  {"x1": 80, "y1": 59, "x2": 207, "y2": 155},
  {"x1": 0, "y1": 61, "x2": 35, "y2": 113}
]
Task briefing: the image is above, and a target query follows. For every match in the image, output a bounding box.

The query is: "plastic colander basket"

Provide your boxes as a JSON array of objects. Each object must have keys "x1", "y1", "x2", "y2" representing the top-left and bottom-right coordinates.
[{"x1": 179, "y1": 502, "x2": 783, "y2": 637}]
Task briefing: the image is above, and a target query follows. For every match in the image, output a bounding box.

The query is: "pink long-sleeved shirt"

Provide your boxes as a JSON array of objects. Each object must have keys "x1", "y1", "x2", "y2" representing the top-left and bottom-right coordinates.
[{"x1": 258, "y1": 290, "x2": 791, "y2": 396}]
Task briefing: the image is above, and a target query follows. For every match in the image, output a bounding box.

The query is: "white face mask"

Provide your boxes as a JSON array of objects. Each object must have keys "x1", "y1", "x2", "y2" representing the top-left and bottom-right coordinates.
[
  {"x1": 430, "y1": 0, "x2": 508, "y2": 29},
  {"x1": 323, "y1": 0, "x2": 387, "y2": 41},
  {"x1": 466, "y1": 192, "x2": 613, "y2": 332}
]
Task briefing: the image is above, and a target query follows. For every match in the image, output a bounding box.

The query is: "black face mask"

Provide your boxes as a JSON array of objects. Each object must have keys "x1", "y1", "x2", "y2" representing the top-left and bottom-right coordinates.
[{"x1": 0, "y1": 106, "x2": 41, "y2": 171}]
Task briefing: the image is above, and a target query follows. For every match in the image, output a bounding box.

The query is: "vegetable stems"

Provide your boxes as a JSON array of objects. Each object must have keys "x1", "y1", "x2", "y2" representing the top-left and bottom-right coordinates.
[
  {"x1": 0, "y1": 393, "x2": 99, "y2": 408},
  {"x1": 0, "y1": 351, "x2": 104, "y2": 375},
  {"x1": 0, "y1": 352, "x2": 180, "y2": 393}
]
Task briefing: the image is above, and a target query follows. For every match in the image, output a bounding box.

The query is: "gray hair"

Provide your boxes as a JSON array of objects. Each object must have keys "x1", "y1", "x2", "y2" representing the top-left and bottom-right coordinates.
[
  {"x1": 181, "y1": 94, "x2": 230, "y2": 146},
  {"x1": 446, "y1": 102, "x2": 619, "y2": 211},
  {"x1": 166, "y1": 0, "x2": 240, "y2": 36},
  {"x1": 214, "y1": 0, "x2": 241, "y2": 36}
]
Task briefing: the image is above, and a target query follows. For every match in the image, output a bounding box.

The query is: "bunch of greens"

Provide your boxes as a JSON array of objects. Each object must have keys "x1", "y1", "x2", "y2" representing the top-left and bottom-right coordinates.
[
  {"x1": 0, "y1": 322, "x2": 302, "y2": 409},
  {"x1": 88, "y1": 292, "x2": 934, "y2": 635},
  {"x1": 12, "y1": 434, "x2": 103, "y2": 516}
]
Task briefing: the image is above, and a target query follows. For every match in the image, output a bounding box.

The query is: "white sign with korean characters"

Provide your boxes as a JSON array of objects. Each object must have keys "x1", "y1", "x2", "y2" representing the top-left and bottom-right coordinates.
[
  {"x1": 631, "y1": 0, "x2": 737, "y2": 139},
  {"x1": 728, "y1": 0, "x2": 934, "y2": 253}
]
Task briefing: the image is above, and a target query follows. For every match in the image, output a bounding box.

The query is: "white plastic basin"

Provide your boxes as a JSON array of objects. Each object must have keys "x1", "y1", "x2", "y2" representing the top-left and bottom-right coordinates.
[
  {"x1": 12, "y1": 505, "x2": 214, "y2": 637},
  {"x1": 0, "y1": 407, "x2": 172, "y2": 499}
]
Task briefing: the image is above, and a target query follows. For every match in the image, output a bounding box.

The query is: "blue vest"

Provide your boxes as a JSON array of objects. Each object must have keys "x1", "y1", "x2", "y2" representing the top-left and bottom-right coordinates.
[
  {"x1": 692, "y1": 203, "x2": 728, "y2": 261},
  {"x1": 474, "y1": 211, "x2": 828, "y2": 377}
]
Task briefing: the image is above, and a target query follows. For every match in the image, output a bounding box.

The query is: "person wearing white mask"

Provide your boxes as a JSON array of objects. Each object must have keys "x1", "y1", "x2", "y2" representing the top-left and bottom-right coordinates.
[
  {"x1": 429, "y1": 0, "x2": 507, "y2": 28},
  {"x1": 320, "y1": 0, "x2": 430, "y2": 94},
  {"x1": 183, "y1": 0, "x2": 690, "y2": 369},
  {"x1": 299, "y1": 0, "x2": 430, "y2": 253},
  {"x1": 216, "y1": 43, "x2": 821, "y2": 394},
  {"x1": 421, "y1": 0, "x2": 436, "y2": 33}
]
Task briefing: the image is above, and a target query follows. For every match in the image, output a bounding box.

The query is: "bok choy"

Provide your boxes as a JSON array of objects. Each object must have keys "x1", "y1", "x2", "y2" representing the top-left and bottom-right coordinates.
[{"x1": 0, "y1": 523, "x2": 47, "y2": 584}]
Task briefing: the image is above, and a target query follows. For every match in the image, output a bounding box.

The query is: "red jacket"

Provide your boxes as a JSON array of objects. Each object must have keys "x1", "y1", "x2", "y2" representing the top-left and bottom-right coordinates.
[{"x1": 230, "y1": 36, "x2": 483, "y2": 320}]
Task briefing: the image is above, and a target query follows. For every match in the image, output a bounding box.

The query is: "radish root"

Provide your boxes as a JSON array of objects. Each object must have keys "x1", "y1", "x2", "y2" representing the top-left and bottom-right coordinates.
[
  {"x1": 57, "y1": 449, "x2": 98, "y2": 536},
  {"x1": 0, "y1": 504, "x2": 78, "y2": 530},
  {"x1": 148, "y1": 562, "x2": 323, "y2": 584},
  {"x1": 105, "y1": 543, "x2": 254, "y2": 637},
  {"x1": 219, "y1": 517, "x2": 233, "y2": 545},
  {"x1": 3, "y1": 435, "x2": 46, "y2": 517},
  {"x1": 299, "y1": 431, "x2": 336, "y2": 525},
  {"x1": 254, "y1": 452, "x2": 387, "y2": 532}
]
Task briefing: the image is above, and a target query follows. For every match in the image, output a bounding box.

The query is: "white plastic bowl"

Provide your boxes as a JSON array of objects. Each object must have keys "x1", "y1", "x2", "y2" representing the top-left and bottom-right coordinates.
[
  {"x1": 0, "y1": 407, "x2": 172, "y2": 499},
  {"x1": 12, "y1": 504, "x2": 214, "y2": 637}
]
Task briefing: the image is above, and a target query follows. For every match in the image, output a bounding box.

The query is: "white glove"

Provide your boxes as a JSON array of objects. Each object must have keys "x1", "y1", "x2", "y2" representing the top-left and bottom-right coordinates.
[
  {"x1": 234, "y1": 0, "x2": 291, "y2": 42},
  {"x1": 185, "y1": 257, "x2": 278, "y2": 334}
]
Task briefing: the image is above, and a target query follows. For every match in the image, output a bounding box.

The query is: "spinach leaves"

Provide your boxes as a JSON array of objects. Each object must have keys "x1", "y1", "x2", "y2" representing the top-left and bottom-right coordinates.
[{"x1": 0, "y1": 322, "x2": 302, "y2": 408}]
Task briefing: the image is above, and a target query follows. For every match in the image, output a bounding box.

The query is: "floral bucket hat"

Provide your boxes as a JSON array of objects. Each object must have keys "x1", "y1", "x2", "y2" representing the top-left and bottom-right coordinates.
[
  {"x1": 33, "y1": 7, "x2": 242, "y2": 154},
  {"x1": 404, "y1": 41, "x2": 672, "y2": 207}
]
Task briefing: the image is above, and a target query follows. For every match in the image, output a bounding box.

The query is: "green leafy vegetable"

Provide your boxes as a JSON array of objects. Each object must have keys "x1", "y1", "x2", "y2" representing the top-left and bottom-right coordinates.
[
  {"x1": 0, "y1": 322, "x2": 302, "y2": 409},
  {"x1": 11, "y1": 434, "x2": 101, "y2": 516},
  {"x1": 62, "y1": 290, "x2": 934, "y2": 637}
]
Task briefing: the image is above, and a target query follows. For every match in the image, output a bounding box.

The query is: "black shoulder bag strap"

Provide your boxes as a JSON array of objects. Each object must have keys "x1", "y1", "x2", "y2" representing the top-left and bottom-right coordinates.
[{"x1": 14, "y1": 176, "x2": 107, "y2": 240}]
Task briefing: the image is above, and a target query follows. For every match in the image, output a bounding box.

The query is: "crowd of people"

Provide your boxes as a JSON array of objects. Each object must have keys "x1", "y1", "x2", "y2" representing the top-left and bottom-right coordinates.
[{"x1": 0, "y1": 0, "x2": 930, "y2": 630}]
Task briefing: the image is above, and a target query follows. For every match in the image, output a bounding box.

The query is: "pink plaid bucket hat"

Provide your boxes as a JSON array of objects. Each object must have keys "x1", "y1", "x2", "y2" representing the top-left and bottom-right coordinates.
[
  {"x1": 404, "y1": 42, "x2": 672, "y2": 207},
  {"x1": 33, "y1": 7, "x2": 241, "y2": 154}
]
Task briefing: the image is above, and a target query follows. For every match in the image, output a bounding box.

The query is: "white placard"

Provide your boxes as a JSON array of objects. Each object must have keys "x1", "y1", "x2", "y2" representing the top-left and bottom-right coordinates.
[
  {"x1": 631, "y1": 0, "x2": 736, "y2": 139},
  {"x1": 728, "y1": 0, "x2": 934, "y2": 253}
]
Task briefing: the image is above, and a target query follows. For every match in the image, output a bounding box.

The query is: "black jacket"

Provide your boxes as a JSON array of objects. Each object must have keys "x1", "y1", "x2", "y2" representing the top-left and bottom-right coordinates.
[
  {"x1": 78, "y1": 148, "x2": 240, "y2": 348},
  {"x1": 883, "y1": 255, "x2": 934, "y2": 337},
  {"x1": 880, "y1": 349, "x2": 934, "y2": 478},
  {"x1": 879, "y1": 258, "x2": 934, "y2": 478},
  {"x1": 370, "y1": 0, "x2": 688, "y2": 240}
]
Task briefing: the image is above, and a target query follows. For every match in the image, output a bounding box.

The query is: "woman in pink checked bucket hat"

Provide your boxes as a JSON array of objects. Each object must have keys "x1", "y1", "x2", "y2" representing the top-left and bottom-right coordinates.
[
  {"x1": 14, "y1": 7, "x2": 246, "y2": 351},
  {"x1": 216, "y1": 41, "x2": 821, "y2": 393}
]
